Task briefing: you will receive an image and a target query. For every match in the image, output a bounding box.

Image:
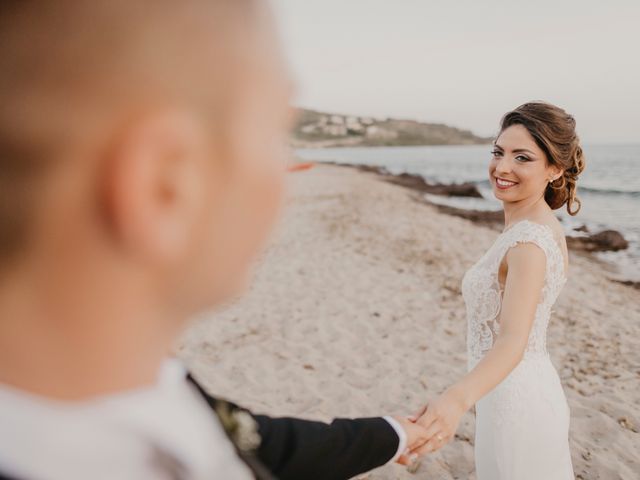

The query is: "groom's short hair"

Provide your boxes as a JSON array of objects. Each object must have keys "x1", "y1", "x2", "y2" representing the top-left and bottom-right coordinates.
[{"x1": 0, "y1": 0, "x2": 262, "y2": 260}]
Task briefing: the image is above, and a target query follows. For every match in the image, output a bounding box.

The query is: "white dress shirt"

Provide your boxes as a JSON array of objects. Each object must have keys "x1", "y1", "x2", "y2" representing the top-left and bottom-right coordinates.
[{"x1": 0, "y1": 360, "x2": 253, "y2": 480}]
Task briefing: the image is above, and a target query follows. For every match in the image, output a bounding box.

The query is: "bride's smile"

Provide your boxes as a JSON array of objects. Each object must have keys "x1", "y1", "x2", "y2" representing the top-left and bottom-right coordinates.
[{"x1": 494, "y1": 177, "x2": 518, "y2": 189}]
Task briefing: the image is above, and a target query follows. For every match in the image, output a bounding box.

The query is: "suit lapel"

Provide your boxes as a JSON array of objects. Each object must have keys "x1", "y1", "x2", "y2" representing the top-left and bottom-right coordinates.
[{"x1": 186, "y1": 374, "x2": 277, "y2": 480}]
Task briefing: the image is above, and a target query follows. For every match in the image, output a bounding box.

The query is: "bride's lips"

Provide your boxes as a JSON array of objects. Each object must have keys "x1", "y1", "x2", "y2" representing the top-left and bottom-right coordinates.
[{"x1": 494, "y1": 176, "x2": 518, "y2": 190}]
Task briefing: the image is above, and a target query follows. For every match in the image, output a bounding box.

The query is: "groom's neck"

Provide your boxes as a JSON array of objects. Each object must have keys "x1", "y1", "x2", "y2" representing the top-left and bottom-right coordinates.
[{"x1": 0, "y1": 264, "x2": 182, "y2": 401}]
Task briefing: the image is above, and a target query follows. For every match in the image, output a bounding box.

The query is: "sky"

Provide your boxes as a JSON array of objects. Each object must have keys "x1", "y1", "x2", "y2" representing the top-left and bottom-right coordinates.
[{"x1": 271, "y1": 0, "x2": 640, "y2": 144}]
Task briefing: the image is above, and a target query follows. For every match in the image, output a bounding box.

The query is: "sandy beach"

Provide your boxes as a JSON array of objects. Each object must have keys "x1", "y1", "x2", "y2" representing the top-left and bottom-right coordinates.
[{"x1": 178, "y1": 163, "x2": 640, "y2": 480}]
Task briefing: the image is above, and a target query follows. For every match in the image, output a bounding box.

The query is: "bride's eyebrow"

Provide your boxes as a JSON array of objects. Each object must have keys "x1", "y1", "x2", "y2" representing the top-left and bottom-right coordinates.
[
  {"x1": 512, "y1": 148, "x2": 536, "y2": 155},
  {"x1": 493, "y1": 143, "x2": 536, "y2": 156}
]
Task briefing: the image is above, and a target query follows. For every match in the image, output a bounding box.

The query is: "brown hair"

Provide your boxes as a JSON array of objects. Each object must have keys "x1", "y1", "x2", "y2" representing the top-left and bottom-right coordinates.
[{"x1": 499, "y1": 102, "x2": 585, "y2": 215}]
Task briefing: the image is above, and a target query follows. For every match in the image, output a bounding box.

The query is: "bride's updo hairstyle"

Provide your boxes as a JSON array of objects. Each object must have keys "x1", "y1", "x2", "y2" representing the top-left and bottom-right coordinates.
[{"x1": 499, "y1": 102, "x2": 585, "y2": 215}]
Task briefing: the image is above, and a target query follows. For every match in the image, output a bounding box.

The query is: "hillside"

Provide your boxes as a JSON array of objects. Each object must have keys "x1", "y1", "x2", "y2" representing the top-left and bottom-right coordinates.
[{"x1": 291, "y1": 108, "x2": 491, "y2": 147}]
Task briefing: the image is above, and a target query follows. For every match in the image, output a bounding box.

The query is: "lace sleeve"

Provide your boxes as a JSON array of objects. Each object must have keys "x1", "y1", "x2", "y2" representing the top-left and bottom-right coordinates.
[{"x1": 498, "y1": 220, "x2": 566, "y2": 294}]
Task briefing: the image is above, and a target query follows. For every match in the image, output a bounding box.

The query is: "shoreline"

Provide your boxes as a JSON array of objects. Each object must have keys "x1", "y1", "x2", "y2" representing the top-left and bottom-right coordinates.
[
  {"x1": 180, "y1": 163, "x2": 640, "y2": 479},
  {"x1": 320, "y1": 160, "x2": 639, "y2": 288}
]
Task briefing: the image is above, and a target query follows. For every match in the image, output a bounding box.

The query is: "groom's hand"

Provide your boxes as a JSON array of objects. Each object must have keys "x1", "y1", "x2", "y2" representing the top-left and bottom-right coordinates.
[{"x1": 391, "y1": 416, "x2": 429, "y2": 465}]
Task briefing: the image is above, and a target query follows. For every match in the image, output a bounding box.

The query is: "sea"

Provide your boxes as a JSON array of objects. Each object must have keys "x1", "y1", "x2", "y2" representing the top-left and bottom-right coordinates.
[{"x1": 295, "y1": 144, "x2": 640, "y2": 282}]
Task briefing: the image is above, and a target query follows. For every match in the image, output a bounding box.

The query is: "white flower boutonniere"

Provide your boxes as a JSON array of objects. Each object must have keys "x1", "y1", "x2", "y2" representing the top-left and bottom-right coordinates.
[
  {"x1": 232, "y1": 410, "x2": 262, "y2": 452},
  {"x1": 215, "y1": 402, "x2": 262, "y2": 453}
]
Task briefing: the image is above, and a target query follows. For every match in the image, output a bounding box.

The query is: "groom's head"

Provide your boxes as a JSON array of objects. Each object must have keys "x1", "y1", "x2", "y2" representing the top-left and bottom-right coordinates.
[{"x1": 0, "y1": 0, "x2": 292, "y2": 317}]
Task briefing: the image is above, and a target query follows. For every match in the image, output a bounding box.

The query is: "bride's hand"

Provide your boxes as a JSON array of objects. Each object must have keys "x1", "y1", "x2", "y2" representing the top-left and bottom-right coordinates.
[{"x1": 411, "y1": 388, "x2": 469, "y2": 455}]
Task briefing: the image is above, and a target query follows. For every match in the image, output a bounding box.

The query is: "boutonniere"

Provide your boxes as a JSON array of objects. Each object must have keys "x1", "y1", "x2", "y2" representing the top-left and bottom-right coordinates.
[{"x1": 215, "y1": 401, "x2": 262, "y2": 453}]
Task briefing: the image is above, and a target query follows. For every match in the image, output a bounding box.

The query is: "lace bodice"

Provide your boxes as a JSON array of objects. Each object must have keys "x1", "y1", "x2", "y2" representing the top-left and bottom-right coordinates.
[{"x1": 462, "y1": 220, "x2": 567, "y2": 370}]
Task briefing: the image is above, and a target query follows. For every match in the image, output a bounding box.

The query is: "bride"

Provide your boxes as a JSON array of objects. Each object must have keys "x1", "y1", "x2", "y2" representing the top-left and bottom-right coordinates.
[{"x1": 411, "y1": 102, "x2": 584, "y2": 479}]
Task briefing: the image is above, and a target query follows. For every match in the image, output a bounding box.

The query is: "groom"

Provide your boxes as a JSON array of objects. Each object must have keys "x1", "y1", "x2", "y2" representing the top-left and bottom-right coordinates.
[{"x1": 0, "y1": 1, "x2": 431, "y2": 479}]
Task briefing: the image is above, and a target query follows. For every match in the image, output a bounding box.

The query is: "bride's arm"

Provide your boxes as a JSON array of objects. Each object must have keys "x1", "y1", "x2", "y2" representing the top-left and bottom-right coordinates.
[
  {"x1": 412, "y1": 242, "x2": 547, "y2": 454},
  {"x1": 450, "y1": 242, "x2": 547, "y2": 408}
]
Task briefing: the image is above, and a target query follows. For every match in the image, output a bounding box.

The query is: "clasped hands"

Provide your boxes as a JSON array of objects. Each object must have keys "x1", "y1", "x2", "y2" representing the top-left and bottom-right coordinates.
[{"x1": 393, "y1": 387, "x2": 470, "y2": 466}]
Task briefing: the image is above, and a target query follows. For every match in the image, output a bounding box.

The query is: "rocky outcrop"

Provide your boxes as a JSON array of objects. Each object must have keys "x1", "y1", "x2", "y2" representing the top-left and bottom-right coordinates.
[
  {"x1": 383, "y1": 172, "x2": 482, "y2": 197},
  {"x1": 327, "y1": 163, "x2": 483, "y2": 198},
  {"x1": 567, "y1": 230, "x2": 629, "y2": 252},
  {"x1": 428, "y1": 204, "x2": 503, "y2": 228},
  {"x1": 613, "y1": 279, "x2": 640, "y2": 290}
]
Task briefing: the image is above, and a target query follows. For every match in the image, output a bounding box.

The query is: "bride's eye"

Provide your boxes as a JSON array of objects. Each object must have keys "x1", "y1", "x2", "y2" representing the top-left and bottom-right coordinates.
[
  {"x1": 515, "y1": 155, "x2": 530, "y2": 162},
  {"x1": 491, "y1": 150, "x2": 502, "y2": 157}
]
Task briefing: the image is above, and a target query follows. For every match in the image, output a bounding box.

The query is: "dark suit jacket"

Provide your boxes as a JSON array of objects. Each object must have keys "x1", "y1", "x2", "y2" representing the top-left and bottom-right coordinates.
[{"x1": 188, "y1": 374, "x2": 400, "y2": 480}]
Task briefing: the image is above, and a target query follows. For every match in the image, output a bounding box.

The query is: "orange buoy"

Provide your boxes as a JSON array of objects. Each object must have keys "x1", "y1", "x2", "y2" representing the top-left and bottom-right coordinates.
[{"x1": 287, "y1": 162, "x2": 315, "y2": 172}]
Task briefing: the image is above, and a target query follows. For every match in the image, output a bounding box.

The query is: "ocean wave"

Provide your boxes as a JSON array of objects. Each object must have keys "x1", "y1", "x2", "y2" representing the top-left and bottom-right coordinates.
[{"x1": 579, "y1": 186, "x2": 640, "y2": 196}]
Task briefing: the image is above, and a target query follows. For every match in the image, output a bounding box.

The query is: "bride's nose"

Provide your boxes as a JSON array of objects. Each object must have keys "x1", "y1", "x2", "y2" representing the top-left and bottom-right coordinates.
[{"x1": 494, "y1": 155, "x2": 513, "y2": 175}]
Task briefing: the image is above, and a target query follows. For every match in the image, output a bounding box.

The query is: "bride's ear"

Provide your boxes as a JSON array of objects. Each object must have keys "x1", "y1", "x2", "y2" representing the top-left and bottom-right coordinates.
[{"x1": 547, "y1": 165, "x2": 563, "y2": 183}]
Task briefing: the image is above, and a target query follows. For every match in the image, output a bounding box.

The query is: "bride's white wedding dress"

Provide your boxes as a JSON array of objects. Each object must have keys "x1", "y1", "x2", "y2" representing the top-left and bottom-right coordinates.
[{"x1": 462, "y1": 220, "x2": 574, "y2": 480}]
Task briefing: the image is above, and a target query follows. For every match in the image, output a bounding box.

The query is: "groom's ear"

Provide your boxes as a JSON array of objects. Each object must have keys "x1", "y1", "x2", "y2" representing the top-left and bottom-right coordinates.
[{"x1": 100, "y1": 110, "x2": 209, "y2": 265}]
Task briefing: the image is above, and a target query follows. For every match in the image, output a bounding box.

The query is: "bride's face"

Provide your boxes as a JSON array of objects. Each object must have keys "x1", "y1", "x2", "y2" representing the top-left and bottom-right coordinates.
[{"x1": 489, "y1": 124, "x2": 561, "y2": 205}]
